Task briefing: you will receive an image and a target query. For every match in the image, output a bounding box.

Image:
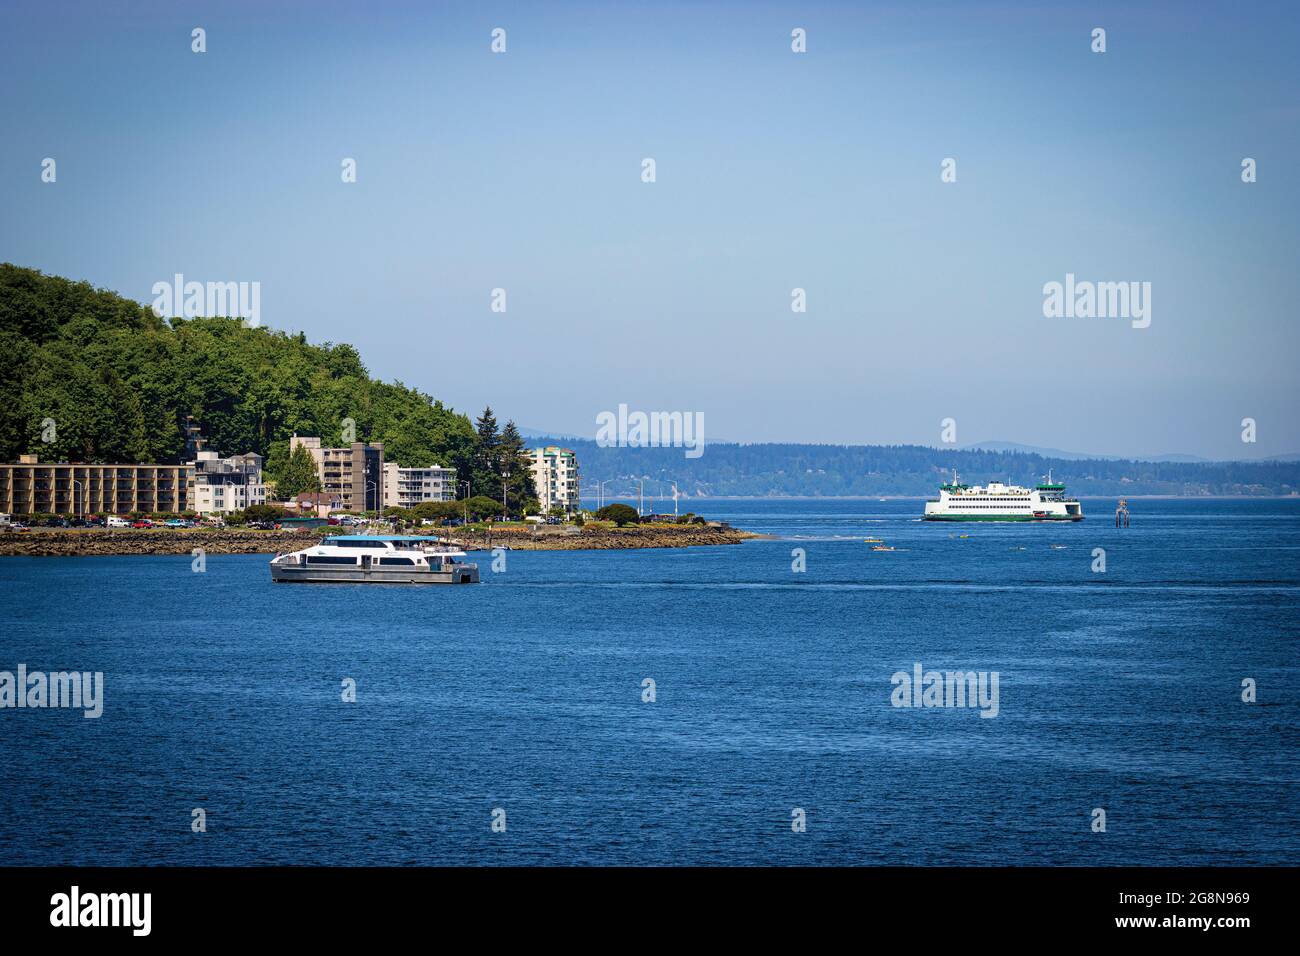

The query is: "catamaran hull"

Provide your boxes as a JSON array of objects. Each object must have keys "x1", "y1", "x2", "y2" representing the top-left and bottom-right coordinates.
[{"x1": 271, "y1": 565, "x2": 479, "y2": 584}]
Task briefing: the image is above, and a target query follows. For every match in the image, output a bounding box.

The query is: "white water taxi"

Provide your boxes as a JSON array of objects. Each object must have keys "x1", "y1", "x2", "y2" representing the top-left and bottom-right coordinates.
[{"x1": 270, "y1": 535, "x2": 480, "y2": 584}]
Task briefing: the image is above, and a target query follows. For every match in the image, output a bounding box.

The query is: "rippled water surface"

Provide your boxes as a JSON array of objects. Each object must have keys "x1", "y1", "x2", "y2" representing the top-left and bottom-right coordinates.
[{"x1": 1, "y1": 497, "x2": 1296, "y2": 864}]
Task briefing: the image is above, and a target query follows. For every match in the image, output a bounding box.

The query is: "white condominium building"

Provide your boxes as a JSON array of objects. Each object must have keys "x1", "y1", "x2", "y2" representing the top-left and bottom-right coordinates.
[
  {"x1": 382, "y1": 462, "x2": 457, "y2": 509},
  {"x1": 192, "y1": 451, "x2": 266, "y2": 514},
  {"x1": 529, "y1": 446, "x2": 580, "y2": 514}
]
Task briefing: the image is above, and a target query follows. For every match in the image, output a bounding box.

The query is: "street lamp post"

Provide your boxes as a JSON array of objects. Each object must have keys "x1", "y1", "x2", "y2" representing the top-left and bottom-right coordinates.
[
  {"x1": 596, "y1": 478, "x2": 616, "y2": 510},
  {"x1": 71, "y1": 478, "x2": 82, "y2": 520},
  {"x1": 460, "y1": 480, "x2": 471, "y2": 524},
  {"x1": 501, "y1": 470, "x2": 510, "y2": 520}
]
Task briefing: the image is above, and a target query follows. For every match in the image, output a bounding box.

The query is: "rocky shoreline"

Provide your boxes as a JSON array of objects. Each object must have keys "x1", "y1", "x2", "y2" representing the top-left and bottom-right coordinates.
[
  {"x1": 451, "y1": 524, "x2": 760, "y2": 551},
  {"x1": 0, "y1": 524, "x2": 759, "y2": 557}
]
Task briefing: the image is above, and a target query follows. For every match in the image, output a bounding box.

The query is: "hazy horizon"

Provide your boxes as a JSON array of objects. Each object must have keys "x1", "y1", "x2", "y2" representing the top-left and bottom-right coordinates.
[{"x1": 2, "y1": 0, "x2": 1297, "y2": 460}]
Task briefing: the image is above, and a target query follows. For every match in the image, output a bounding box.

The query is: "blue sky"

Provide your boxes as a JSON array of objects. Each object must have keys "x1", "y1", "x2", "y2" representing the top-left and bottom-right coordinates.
[{"x1": 2, "y1": 0, "x2": 1297, "y2": 459}]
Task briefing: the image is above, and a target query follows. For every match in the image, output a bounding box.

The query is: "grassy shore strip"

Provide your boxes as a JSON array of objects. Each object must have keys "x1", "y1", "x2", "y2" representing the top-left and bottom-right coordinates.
[{"x1": 0, "y1": 524, "x2": 760, "y2": 557}]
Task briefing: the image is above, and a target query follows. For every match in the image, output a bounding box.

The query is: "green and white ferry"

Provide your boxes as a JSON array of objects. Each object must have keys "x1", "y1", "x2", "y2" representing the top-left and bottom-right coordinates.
[{"x1": 922, "y1": 471, "x2": 1083, "y2": 522}]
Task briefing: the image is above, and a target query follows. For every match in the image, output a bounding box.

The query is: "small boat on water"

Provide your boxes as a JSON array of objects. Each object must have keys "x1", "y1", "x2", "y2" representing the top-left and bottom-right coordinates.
[
  {"x1": 871, "y1": 545, "x2": 898, "y2": 552},
  {"x1": 864, "y1": 537, "x2": 884, "y2": 543},
  {"x1": 270, "y1": 534, "x2": 480, "y2": 584}
]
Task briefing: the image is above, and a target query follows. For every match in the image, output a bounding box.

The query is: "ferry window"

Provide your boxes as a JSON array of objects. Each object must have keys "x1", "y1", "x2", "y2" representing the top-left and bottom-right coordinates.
[
  {"x1": 307, "y1": 555, "x2": 358, "y2": 565},
  {"x1": 378, "y1": 557, "x2": 415, "y2": 566}
]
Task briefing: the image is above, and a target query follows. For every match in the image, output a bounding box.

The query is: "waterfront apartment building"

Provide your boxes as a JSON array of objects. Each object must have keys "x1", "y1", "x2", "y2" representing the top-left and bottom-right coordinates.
[
  {"x1": 288, "y1": 434, "x2": 385, "y2": 512},
  {"x1": 0, "y1": 454, "x2": 194, "y2": 516},
  {"x1": 528, "y1": 446, "x2": 580, "y2": 514},
  {"x1": 192, "y1": 450, "x2": 266, "y2": 515},
  {"x1": 382, "y1": 462, "x2": 456, "y2": 510}
]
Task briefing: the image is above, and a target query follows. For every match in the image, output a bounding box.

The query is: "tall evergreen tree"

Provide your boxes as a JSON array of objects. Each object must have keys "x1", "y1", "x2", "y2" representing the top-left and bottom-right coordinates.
[
  {"x1": 498, "y1": 420, "x2": 538, "y2": 514},
  {"x1": 471, "y1": 406, "x2": 501, "y2": 502},
  {"x1": 275, "y1": 442, "x2": 321, "y2": 499}
]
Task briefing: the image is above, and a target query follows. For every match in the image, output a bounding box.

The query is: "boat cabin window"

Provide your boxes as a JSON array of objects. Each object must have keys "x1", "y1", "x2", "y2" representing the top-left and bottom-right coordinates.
[
  {"x1": 307, "y1": 555, "x2": 359, "y2": 565},
  {"x1": 332, "y1": 539, "x2": 390, "y2": 548},
  {"x1": 378, "y1": 557, "x2": 416, "y2": 566}
]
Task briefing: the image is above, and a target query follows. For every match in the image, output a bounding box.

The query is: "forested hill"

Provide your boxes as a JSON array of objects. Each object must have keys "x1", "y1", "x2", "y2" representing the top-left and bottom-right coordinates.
[
  {"x1": 533, "y1": 438, "x2": 1300, "y2": 497},
  {"x1": 0, "y1": 264, "x2": 477, "y2": 479}
]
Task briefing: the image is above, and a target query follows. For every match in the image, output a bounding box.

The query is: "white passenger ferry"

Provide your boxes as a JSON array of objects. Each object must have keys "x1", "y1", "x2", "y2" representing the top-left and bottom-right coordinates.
[
  {"x1": 270, "y1": 535, "x2": 480, "y2": 584},
  {"x1": 922, "y1": 471, "x2": 1083, "y2": 522}
]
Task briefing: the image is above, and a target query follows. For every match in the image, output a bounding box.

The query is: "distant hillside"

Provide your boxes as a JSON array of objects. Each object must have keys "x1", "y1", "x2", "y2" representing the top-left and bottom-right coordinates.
[
  {"x1": 0, "y1": 263, "x2": 477, "y2": 481},
  {"x1": 528, "y1": 438, "x2": 1300, "y2": 497},
  {"x1": 961, "y1": 441, "x2": 1211, "y2": 463}
]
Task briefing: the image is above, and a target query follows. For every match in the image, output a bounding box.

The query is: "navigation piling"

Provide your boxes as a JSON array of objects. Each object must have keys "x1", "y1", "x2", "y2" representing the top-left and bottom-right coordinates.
[{"x1": 1115, "y1": 499, "x2": 1130, "y2": 528}]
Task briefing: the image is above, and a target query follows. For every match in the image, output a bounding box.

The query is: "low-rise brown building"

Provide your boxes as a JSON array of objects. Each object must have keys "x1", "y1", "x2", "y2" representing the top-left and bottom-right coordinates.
[{"x1": 0, "y1": 455, "x2": 194, "y2": 516}]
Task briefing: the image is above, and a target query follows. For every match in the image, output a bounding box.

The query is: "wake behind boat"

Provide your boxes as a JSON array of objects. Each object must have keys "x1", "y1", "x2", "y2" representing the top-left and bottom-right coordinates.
[{"x1": 270, "y1": 534, "x2": 480, "y2": 584}]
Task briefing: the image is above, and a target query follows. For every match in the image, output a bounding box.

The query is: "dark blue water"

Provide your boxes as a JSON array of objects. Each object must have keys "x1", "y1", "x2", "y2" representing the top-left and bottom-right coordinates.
[{"x1": 1, "y1": 498, "x2": 1296, "y2": 865}]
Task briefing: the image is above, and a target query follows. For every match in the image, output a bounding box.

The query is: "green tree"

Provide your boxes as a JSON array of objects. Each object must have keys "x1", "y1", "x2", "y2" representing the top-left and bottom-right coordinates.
[
  {"x1": 276, "y1": 442, "x2": 321, "y2": 499},
  {"x1": 413, "y1": 500, "x2": 461, "y2": 524},
  {"x1": 595, "y1": 503, "x2": 639, "y2": 526},
  {"x1": 498, "y1": 419, "x2": 537, "y2": 516},
  {"x1": 471, "y1": 407, "x2": 501, "y2": 503},
  {"x1": 241, "y1": 503, "x2": 286, "y2": 524},
  {"x1": 464, "y1": 495, "x2": 505, "y2": 521}
]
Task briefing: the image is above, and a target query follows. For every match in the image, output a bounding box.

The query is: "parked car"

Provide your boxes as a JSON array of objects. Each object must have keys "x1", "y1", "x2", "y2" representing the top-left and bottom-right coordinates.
[
  {"x1": 163, "y1": 518, "x2": 192, "y2": 528},
  {"x1": 106, "y1": 516, "x2": 131, "y2": 529},
  {"x1": 131, "y1": 519, "x2": 153, "y2": 529},
  {"x1": 6, "y1": 522, "x2": 30, "y2": 533}
]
